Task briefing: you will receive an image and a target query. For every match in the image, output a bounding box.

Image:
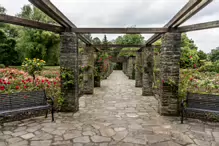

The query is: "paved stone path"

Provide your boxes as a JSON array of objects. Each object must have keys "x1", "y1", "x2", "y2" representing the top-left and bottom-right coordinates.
[{"x1": 1, "y1": 71, "x2": 219, "y2": 146}]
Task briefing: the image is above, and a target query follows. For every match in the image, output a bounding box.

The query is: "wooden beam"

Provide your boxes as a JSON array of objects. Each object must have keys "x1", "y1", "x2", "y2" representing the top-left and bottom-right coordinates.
[
  {"x1": 165, "y1": 0, "x2": 202, "y2": 28},
  {"x1": 93, "y1": 44, "x2": 143, "y2": 48},
  {"x1": 29, "y1": 0, "x2": 92, "y2": 45},
  {"x1": 179, "y1": 20, "x2": 219, "y2": 32},
  {"x1": 71, "y1": 28, "x2": 168, "y2": 34},
  {"x1": 0, "y1": 14, "x2": 64, "y2": 33},
  {"x1": 144, "y1": 0, "x2": 203, "y2": 46},
  {"x1": 92, "y1": 44, "x2": 161, "y2": 48},
  {"x1": 173, "y1": 0, "x2": 213, "y2": 27}
]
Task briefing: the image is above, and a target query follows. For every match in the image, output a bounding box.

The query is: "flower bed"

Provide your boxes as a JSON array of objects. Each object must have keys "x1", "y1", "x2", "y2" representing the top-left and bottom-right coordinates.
[{"x1": 0, "y1": 68, "x2": 62, "y2": 110}]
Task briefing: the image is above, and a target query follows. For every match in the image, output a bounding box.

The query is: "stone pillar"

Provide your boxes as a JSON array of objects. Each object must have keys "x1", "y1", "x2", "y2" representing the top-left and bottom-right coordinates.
[
  {"x1": 123, "y1": 61, "x2": 127, "y2": 75},
  {"x1": 142, "y1": 46, "x2": 153, "y2": 96},
  {"x1": 135, "y1": 51, "x2": 143, "y2": 87},
  {"x1": 60, "y1": 32, "x2": 79, "y2": 112},
  {"x1": 158, "y1": 32, "x2": 181, "y2": 116},
  {"x1": 127, "y1": 57, "x2": 135, "y2": 79},
  {"x1": 83, "y1": 45, "x2": 94, "y2": 94}
]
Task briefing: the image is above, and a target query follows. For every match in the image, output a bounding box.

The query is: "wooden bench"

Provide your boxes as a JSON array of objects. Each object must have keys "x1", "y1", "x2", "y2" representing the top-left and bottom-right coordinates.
[
  {"x1": 181, "y1": 92, "x2": 219, "y2": 123},
  {"x1": 0, "y1": 90, "x2": 54, "y2": 124}
]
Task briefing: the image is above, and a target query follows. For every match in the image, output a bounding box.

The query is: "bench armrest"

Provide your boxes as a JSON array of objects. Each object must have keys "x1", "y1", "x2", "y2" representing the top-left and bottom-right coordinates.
[
  {"x1": 181, "y1": 99, "x2": 187, "y2": 110},
  {"x1": 47, "y1": 96, "x2": 54, "y2": 105}
]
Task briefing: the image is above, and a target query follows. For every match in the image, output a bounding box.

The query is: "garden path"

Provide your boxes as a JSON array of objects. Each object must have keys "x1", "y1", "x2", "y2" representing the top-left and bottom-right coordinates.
[{"x1": 0, "y1": 71, "x2": 219, "y2": 146}]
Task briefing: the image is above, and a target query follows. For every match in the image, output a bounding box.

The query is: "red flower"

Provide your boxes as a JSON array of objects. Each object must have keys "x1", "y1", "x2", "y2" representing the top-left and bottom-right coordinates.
[
  {"x1": 24, "y1": 86, "x2": 27, "y2": 89},
  {"x1": 0, "y1": 86, "x2": 5, "y2": 90},
  {"x1": 42, "y1": 80, "x2": 45, "y2": 83},
  {"x1": 54, "y1": 82, "x2": 57, "y2": 85},
  {"x1": 193, "y1": 64, "x2": 197, "y2": 68},
  {"x1": 16, "y1": 86, "x2": 20, "y2": 90},
  {"x1": 3, "y1": 81, "x2": 7, "y2": 84},
  {"x1": 7, "y1": 82, "x2": 10, "y2": 85}
]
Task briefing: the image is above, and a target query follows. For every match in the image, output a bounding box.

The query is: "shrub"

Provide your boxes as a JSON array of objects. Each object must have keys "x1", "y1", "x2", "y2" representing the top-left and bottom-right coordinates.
[
  {"x1": 0, "y1": 64, "x2": 5, "y2": 68},
  {"x1": 22, "y1": 58, "x2": 46, "y2": 80},
  {"x1": 199, "y1": 61, "x2": 219, "y2": 73}
]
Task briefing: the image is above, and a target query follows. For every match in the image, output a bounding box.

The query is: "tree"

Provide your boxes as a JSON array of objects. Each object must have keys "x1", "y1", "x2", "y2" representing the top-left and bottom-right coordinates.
[
  {"x1": 92, "y1": 37, "x2": 101, "y2": 45},
  {"x1": 115, "y1": 34, "x2": 144, "y2": 45},
  {"x1": 181, "y1": 33, "x2": 197, "y2": 50},
  {"x1": 102, "y1": 35, "x2": 108, "y2": 50},
  {"x1": 115, "y1": 34, "x2": 144, "y2": 57},
  {"x1": 0, "y1": 30, "x2": 19, "y2": 66},
  {"x1": 16, "y1": 5, "x2": 60, "y2": 65},
  {"x1": 180, "y1": 33, "x2": 199, "y2": 68},
  {"x1": 0, "y1": 5, "x2": 6, "y2": 14},
  {"x1": 209, "y1": 47, "x2": 219, "y2": 62},
  {"x1": 197, "y1": 50, "x2": 207, "y2": 60}
]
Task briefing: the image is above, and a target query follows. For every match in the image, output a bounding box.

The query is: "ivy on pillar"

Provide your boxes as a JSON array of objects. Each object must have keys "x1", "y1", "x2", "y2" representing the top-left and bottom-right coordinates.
[
  {"x1": 83, "y1": 45, "x2": 94, "y2": 94},
  {"x1": 158, "y1": 32, "x2": 181, "y2": 116},
  {"x1": 142, "y1": 46, "x2": 153, "y2": 96},
  {"x1": 135, "y1": 51, "x2": 143, "y2": 87},
  {"x1": 94, "y1": 52, "x2": 101, "y2": 87},
  {"x1": 60, "y1": 32, "x2": 79, "y2": 112}
]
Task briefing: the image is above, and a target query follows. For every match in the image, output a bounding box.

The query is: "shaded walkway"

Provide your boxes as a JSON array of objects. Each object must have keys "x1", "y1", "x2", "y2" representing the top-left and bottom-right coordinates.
[{"x1": 0, "y1": 71, "x2": 219, "y2": 146}]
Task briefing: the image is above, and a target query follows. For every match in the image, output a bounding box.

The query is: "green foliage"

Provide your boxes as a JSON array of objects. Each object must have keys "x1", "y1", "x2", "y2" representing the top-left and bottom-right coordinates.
[
  {"x1": 199, "y1": 61, "x2": 219, "y2": 73},
  {"x1": 180, "y1": 34, "x2": 199, "y2": 68},
  {"x1": 115, "y1": 34, "x2": 144, "y2": 57},
  {"x1": 0, "y1": 5, "x2": 6, "y2": 14},
  {"x1": 115, "y1": 34, "x2": 144, "y2": 45},
  {"x1": 197, "y1": 50, "x2": 207, "y2": 60},
  {"x1": 209, "y1": 47, "x2": 219, "y2": 62},
  {"x1": 16, "y1": 4, "x2": 60, "y2": 66},
  {"x1": 22, "y1": 58, "x2": 46, "y2": 79},
  {"x1": 180, "y1": 46, "x2": 199, "y2": 68},
  {"x1": 118, "y1": 48, "x2": 139, "y2": 57},
  {"x1": 0, "y1": 64, "x2": 5, "y2": 68},
  {"x1": 0, "y1": 29, "x2": 20, "y2": 66},
  {"x1": 61, "y1": 68, "x2": 75, "y2": 90},
  {"x1": 92, "y1": 37, "x2": 101, "y2": 45}
]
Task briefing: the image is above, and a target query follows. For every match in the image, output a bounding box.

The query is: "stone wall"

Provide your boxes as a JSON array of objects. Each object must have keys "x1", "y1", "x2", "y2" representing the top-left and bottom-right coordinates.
[
  {"x1": 135, "y1": 51, "x2": 143, "y2": 87},
  {"x1": 122, "y1": 61, "x2": 128, "y2": 75},
  {"x1": 142, "y1": 46, "x2": 153, "y2": 96},
  {"x1": 82, "y1": 46, "x2": 94, "y2": 94},
  {"x1": 60, "y1": 32, "x2": 79, "y2": 112},
  {"x1": 158, "y1": 32, "x2": 181, "y2": 116},
  {"x1": 127, "y1": 57, "x2": 135, "y2": 79}
]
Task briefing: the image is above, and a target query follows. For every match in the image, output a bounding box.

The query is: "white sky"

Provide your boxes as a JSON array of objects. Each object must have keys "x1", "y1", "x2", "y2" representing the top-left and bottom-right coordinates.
[{"x1": 1, "y1": 0, "x2": 219, "y2": 53}]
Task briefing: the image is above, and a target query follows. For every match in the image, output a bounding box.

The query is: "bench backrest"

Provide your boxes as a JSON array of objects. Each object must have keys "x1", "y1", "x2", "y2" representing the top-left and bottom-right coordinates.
[
  {"x1": 0, "y1": 91, "x2": 47, "y2": 111},
  {"x1": 187, "y1": 92, "x2": 219, "y2": 111}
]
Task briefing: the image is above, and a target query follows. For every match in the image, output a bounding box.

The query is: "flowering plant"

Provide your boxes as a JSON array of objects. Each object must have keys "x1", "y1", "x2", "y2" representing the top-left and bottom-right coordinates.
[
  {"x1": 0, "y1": 68, "x2": 62, "y2": 110},
  {"x1": 22, "y1": 58, "x2": 46, "y2": 80}
]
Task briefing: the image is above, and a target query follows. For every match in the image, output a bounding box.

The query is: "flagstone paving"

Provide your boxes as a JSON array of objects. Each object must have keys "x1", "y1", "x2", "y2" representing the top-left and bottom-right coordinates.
[{"x1": 0, "y1": 71, "x2": 219, "y2": 146}]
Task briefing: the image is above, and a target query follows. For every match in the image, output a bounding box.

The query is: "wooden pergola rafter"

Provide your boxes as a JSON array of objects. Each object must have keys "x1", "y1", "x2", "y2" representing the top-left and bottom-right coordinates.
[{"x1": 0, "y1": 0, "x2": 217, "y2": 50}]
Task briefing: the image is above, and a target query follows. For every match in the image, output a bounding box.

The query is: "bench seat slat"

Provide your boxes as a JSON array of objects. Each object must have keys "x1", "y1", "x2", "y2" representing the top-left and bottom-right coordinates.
[
  {"x1": 186, "y1": 107, "x2": 219, "y2": 114},
  {"x1": 0, "y1": 105, "x2": 50, "y2": 116}
]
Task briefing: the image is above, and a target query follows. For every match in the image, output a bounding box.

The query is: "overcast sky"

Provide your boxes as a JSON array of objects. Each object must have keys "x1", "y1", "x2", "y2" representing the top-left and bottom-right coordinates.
[{"x1": 1, "y1": 0, "x2": 219, "y2": 53}]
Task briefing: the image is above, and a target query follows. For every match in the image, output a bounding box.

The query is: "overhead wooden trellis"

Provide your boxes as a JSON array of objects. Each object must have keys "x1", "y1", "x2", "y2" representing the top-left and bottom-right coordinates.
[{"x1": 0, "y1": 0, "x2": 217, "y2": 51}]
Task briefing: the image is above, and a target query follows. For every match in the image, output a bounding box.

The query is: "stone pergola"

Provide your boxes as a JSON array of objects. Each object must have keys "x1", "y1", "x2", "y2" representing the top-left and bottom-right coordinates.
[{"x1": 0, "y1": 0, "x2": 218, "y2": 115}]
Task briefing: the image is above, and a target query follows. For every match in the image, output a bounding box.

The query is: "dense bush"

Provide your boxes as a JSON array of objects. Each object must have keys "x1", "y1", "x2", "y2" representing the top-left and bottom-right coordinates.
[
  {"x1": 0, "y1": 64, "x2": 5, "y2": 68},
  {"x1": 199, "y1": 61, "x2": 219, "y2": 73}
]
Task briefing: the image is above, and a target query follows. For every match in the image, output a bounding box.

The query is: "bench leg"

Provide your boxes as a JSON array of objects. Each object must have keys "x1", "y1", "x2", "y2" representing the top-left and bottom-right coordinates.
[
  {"x1": 181, "y1": 110, "x2": 184, "y2": 124},
  {"x1": 51, "y1": 107, "x2": 54, "y2": 122},
  {"x1": 45, "y1": 110, "x2": 48, "y2": 118}
]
